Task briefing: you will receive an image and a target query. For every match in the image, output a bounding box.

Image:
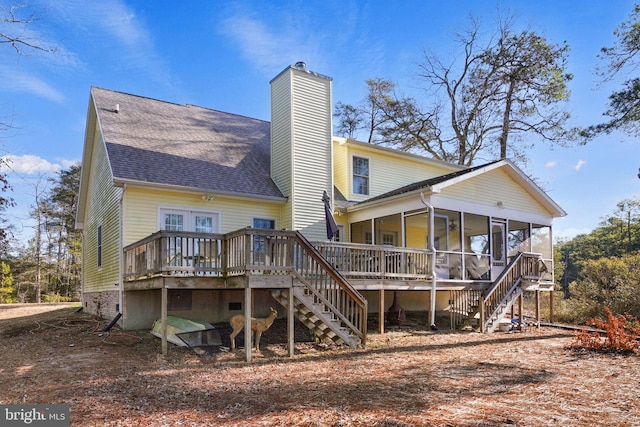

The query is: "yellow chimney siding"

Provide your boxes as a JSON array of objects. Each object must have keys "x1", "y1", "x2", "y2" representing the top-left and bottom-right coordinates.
[
  {"x1": 270, "y1": 70, "x2": 292, "y2": 199},
  {"x1": 82, "y1": 127, "x2": 123, "y2": 293},
  {"x1": 443, "y1": 168, "x2": 552, "y2": 216},
  {"x1": 121, "y1": 187, "x2": 283, "y2": 246},
  {"x1": 271, "y1": 66, "x2": 333, "y2": 240}
]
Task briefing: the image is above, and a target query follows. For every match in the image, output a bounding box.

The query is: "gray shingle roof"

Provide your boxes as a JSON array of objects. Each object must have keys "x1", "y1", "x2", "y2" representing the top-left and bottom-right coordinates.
[{"x1": 91, "y1": 87, "x2": 284, "y2": 199}]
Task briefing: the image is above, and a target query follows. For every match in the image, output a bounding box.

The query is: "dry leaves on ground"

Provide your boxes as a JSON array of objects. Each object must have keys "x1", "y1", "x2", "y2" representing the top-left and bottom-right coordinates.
[{"x1": 0, "y1": 304, "x2": 639, "y2": 426}]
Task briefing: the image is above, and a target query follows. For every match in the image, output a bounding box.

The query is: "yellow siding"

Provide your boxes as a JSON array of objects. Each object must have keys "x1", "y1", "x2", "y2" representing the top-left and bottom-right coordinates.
[
  {"x1": 83, "y1": 127, "x2": 123, "y2": 292},
  {"x1": 122, "y1": 186, "x2": 282, "y2": 245},
  {"x1": 345, "y1": 143, "x2": 458, "y2": 201},
  {"x1": 290, "y1": 71, "x2": 332, "y2": 240},
  {"x1": 270, "y1": 73, "x2": 293, "y2": 229},
  {"x1": 443, "y1": 168, "x2": 551, "y2": 216},
  {"x1": 270, "y1": 66, "x2": 333, "y2": 240},
  {"x1": 333, "y1": 141, "x2": 348, "y2": 199}
]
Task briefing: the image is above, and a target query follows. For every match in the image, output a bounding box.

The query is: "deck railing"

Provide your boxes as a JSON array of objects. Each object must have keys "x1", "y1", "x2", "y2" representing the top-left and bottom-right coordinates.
[
  {"x1": 479, "y1": 252, "x2": 545, "y2": 332},
  {"x1": 123, "y1": 231, "x2": 225, "y2": 279},
  {"x1": 123, "y1": 230, "x2": 436, "y2": 281},
  {"x1": 123, "y1": 228, "x2": 367, "y2": 344},
  {"x1": 312, "y1": 241, "x2": 433, "y2": 281}
]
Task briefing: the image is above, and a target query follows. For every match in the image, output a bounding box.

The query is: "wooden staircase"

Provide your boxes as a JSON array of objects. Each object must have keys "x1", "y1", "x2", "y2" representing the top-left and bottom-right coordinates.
[
  {"x1": 480, "y1": 252, "x2": 545, "y2": 333},
  {"x1": 449, "y1": 289, "x2": 483, "y2": 330},
  {"x1": 271, "y1": 287, "x2": 360, "y2": 348},
  {"x1": 270, "y1": 231, "x2": 367, "y2": 349}
]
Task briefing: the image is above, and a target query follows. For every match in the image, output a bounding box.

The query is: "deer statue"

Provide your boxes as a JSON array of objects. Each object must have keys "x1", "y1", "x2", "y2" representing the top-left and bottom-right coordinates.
[{"x1": 229, "y1": 307, "x2": 278, "y2": 352}]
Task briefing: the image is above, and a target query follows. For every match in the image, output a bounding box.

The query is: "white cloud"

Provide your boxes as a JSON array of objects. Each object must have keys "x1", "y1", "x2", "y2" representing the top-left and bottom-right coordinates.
[
  {"x1": 46, "y1": 0, "x2": 175, "y2": 89},
  {"x1": 574, "y1": 159, "x2": 586, "y2": 171},
  {"x1": 219, "y1": 12, "x2": 327, "y2": 76},
  {"x1": 1, "y1": 155, "x2": 62, "y2": 175},
  {"x1": 553, "y1": 226, "x2": 593, "y2": 242},
  {"x1": 545, "y1": 160, "x2": 557, "y2": 168},
  {"x1": 0, "y1": 68, "x2": 65, "y2": 103}
]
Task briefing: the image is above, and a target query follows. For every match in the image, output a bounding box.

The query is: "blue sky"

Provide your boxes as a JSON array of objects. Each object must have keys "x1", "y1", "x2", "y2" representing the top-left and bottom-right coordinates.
[{"x1": 1, "y1": 0, "x2": 638, "y2": 243}]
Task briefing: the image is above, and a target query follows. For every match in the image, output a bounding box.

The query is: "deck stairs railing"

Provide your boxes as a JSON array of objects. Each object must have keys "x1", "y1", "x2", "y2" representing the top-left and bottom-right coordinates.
[
  {"x1": 480, "y1": 252, "x2": 545, "y2": 333},
  {"x1": 449, "y1": 289, "x2": 483, "y2": 330},
  {"x1": 123, "y1": 229, "x2": 368, "y2": 348},
  {"x1": 270, "y1": 232, "x2": 367, "y2": 349},
  {"x1": 225, "y1": 228, "x2": 367, "y2": 348}
]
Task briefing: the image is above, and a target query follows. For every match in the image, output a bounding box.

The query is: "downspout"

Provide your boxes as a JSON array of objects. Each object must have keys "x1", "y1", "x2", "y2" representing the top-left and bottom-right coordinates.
[
  {"x1": 118, "y1": 184, "x2": 125, "y2": 320},
  {"x1": 420, "y1": 192, "x2": 437, "y2": 327}
]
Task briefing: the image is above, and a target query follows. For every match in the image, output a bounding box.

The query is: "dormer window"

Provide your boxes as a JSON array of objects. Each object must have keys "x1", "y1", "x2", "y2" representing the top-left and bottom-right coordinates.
[{"x1": 353, "y1": 156, "x2": 369, "y2": 195}]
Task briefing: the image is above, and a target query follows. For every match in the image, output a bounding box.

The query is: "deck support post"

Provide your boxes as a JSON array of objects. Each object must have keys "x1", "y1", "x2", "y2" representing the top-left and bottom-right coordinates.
[
  {"x1": 244, "y1": 287, "x2": 252, "y2": 363},
  {"x1": 549, "y1": 291, "x2": 554, "y2": 323},
  {"x1": 378, "y1": 289, "x2": 385, "y2": 334},
  {"x1": 479, "y1": 296, "x2": 485, "y2": 333},
  {"x1": 518, "y1": 292, "x2": 524, "y2": 330},
  {"x1": 535, "y1": 290, "x2": 541, "y2": 329},
  {"x1": 288, "y1": 288, "x2": 295, "y2": 357},
  {"x1": 161, "y1": 285, "x2": 167, "y2": 356}
]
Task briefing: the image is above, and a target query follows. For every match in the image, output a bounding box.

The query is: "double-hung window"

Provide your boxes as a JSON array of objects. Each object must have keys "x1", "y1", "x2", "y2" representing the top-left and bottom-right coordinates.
[{"x1": 353, "y1": 156, "x2": 370, "y2": 195}]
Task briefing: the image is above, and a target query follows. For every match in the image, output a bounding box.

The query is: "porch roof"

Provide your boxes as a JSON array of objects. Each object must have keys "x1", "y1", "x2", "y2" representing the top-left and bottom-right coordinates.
[{"x1": 354, "y1": 159, "x2": 567, "y2": 218}]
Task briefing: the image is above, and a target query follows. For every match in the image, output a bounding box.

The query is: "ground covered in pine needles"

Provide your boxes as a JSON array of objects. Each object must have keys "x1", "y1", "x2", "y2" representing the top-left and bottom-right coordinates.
[{"x1": 0, "y1": 304, "x2": 638, "y2": 426}]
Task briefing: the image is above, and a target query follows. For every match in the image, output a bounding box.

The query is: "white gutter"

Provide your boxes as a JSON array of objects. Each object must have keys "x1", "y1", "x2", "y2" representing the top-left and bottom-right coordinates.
[
  {"x1": 420, "y1": 192, "x2": 437, "y2": 327},
  {"x1": 118, "y1": 184, "x2": 125, "y2": 319}
]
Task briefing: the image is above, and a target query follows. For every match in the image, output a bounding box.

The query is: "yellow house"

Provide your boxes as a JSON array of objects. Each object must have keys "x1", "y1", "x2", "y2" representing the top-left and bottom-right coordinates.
[{"x1": 76, "y1": 63, "x2": 565, "y2": 360}]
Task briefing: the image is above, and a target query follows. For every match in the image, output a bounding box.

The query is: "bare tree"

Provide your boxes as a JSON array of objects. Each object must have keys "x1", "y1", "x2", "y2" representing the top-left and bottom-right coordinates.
[
  {"x1": 0, "y1": 2, "x2": 54, "y2": 55},
  {"x1": 417, "y1": 17, "x2": 573, "y2": 165},
  {"x1": 0, "y1": 2, "x2": 55, "y2": 252},
  {"x1": 334, "y1": 16, "x2": 574, "y2": 166}
]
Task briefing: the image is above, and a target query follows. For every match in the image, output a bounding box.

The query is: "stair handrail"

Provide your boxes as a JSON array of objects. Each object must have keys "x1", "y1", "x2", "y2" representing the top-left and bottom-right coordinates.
[
  {"x1": 480, "y1": 252, "x2": 543, "y2": 332},
  {"x1": 291, "y1": 231, "x2": 368, "y2": 346}
]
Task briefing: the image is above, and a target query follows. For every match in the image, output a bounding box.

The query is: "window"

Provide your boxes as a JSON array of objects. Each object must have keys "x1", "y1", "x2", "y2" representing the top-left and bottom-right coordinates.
[
  {"x1": 253, "y1": 218, "x2": 276, "y2": 229},
  {"x1": 194, "y1": 215, "x2": 213, "y2": 233},
  {"x1": 159, "y1": 209, "x2": 219, "y2": 233},
  {"x1": 353, "y1": 156, "x2": 369, "y2": 195},
  {"x1": 97, "y1": 225, "x2": 102, "y2": 267},
  {"x1": 159, "y1": 209, "x2": 220, "y2": 266},
  {"x1": 164, "y1": 213, "x2": 184, "y2": 231},
  {"x1": 253, "y1": 218, "x2": 276, "y2": 265}
]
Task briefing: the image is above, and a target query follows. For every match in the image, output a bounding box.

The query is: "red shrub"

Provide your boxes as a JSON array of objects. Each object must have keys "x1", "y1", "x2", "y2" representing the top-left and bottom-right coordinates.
[{"x1": 570, "y1": 307, "x2": 640, "y2": 354}]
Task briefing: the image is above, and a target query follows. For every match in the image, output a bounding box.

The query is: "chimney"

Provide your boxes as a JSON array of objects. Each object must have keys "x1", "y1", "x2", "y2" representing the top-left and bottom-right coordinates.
[{"x1": 270, "y1": 63, "x2": 334, "y2": 240}]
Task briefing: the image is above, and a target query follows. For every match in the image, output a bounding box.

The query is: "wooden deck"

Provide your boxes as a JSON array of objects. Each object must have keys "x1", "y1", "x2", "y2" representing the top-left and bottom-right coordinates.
[{"x1": 121, "y1": 228, "x2": 510, "y2": 292}]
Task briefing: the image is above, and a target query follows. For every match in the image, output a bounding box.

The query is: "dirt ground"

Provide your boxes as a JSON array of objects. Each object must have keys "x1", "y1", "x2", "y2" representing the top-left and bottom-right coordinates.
[{"x1": 0, "y1": 304, "x2": 639, "y2": 427}]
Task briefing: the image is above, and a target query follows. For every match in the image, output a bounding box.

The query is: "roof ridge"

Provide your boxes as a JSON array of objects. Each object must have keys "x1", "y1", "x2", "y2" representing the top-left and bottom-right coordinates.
[{"x1": 91, "y1": 86, "x2": 269, "y2": 124}]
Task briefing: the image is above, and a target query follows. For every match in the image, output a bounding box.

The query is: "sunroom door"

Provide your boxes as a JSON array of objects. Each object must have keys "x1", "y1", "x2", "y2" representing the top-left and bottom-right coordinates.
[{"x1": 491, "y1": 220, "x2": 507, "y2": 279}]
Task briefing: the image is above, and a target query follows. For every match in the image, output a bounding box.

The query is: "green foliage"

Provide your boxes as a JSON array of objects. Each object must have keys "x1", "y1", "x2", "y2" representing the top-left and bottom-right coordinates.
[
  {"x1": 0, "y1": 261, "x2": 16, "y2": 303},
  {"x1": 2, "y1": 164, "x2": 82, "y2": 303},
  {"x1": 583, "y1": 4, "x2": 640, "y2": 139},
  {"x1": 556, "y1": 198, "x2": 640, "y2": 289},
  {"x1": 570, "y1": 307, "x2": 640, "y2": 354},
  {"x1": 41, "y1": 292, "x2": 74, "y2": 303},
  {"x1": 558, "y1": 254, "x2": 640, "y2": 324}
]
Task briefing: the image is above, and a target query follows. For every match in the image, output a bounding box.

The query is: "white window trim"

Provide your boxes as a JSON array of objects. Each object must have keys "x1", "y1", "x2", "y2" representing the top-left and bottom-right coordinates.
[
  {"x1": 351, "y1": 155, "x2": 370, "y2": 197},
  {"x1": 252, "y1": 217, "x2": 277, "y2": 229},
  {"x1": 157, "y1": 206, "x2": 222, "y2": 232}
]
